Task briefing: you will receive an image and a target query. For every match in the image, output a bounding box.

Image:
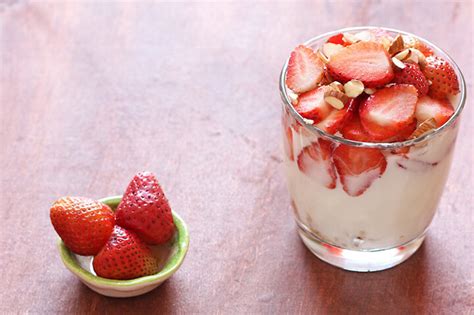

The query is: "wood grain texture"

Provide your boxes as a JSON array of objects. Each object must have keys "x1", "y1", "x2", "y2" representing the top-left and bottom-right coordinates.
[{"x1": 0, "y1": 0, "x2": 472, "y2": 314}]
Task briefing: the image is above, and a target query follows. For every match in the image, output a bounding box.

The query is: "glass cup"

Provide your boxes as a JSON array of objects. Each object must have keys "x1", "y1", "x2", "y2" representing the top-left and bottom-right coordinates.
[{"x1": 279, "y1": 27, "x2": 466, "y2": 272}]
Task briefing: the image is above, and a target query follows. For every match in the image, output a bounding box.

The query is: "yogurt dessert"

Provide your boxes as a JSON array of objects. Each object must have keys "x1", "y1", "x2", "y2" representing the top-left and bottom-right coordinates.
[{"x1": 280, "y1": 27, "x2": 465, "y2": 271}]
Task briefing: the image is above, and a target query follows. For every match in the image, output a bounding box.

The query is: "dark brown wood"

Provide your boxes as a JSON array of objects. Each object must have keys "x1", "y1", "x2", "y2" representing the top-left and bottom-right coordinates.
[{"x1": 0, "y1": 1, "x2": 472, "y2": 313}]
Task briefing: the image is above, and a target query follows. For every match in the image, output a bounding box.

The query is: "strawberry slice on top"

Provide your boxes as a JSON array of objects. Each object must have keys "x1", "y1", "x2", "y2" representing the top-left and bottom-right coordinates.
[
  {"x1": 359, "y1": 84, "x2": 418, "y2": 141},
  {"x1": 341, "y1": 112, "x2": 371, "y2": 142},
  {"x1": 294, "y1": 86, "x2": 334, "y2": 122},
  {"x1": 393, "y1": 62, "x2": 429, "y2": 95},
  {"x1": 415, "y1": 95, "x2": 455, "y2": 127},
  {"x1": 327, "y1": 33, "x2": 350, "y2": 46},
  {"x1": 297, "y1": 139, "x2": 337, "y2": 189},
  {"x1": 333, "y1": 145, "x2": 387, "y2": 197},
  {"x1": 315, "y1": 97, "x2": 359, "y2": 134},
  {"x1": 327, "y1": 41, "x2": 394, "y2": 88},
  {"x1": 286, "y1": 45, "x2": 325, "y2": 93},
  {"x1": 422, "y1": 56, "x2": 460, "y2": 99}
]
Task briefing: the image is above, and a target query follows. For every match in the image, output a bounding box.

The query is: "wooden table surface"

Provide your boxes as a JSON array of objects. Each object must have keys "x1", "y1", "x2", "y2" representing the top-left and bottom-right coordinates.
[{"x1": 1, "y1": 1, "x2": 472, "y2": 314}]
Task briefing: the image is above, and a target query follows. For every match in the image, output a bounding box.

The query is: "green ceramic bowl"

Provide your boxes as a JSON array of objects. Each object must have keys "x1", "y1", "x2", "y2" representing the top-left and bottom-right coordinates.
[{"x1": 58, "y1": 195, "x2": 189, "y2": 298}]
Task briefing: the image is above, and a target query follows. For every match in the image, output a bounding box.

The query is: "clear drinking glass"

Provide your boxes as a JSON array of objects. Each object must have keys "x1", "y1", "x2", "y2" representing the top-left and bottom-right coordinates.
[{"x1": 279, "y1": 27, "x2": 466, "y2": 272}]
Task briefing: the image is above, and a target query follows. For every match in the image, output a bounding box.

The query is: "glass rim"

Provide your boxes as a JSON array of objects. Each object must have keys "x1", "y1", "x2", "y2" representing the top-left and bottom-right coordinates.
[{"x1": 279, "y1": 26, "x2": 467, "y2": 149}]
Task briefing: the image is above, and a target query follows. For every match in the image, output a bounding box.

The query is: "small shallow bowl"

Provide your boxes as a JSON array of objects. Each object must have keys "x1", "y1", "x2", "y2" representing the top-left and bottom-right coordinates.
[{"x1": 58, "y1": 195, "x2": 189, "y2": 298}]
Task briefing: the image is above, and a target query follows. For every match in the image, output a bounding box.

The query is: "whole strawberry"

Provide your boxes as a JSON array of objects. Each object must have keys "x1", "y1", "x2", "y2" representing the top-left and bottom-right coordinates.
[
  {"x1": 115, "y1": 172, "x2": 175, "y2": 245},
  {"x1": 422, "y1": 56, "x2": 460, "y2": 99},
  {"x1": 93, "y1": 226, "x2": 159, "y2": 280},
  {"x1": 393, "y1": 62, "x2": 429, "y2": 95},
  {"x1": 50, "y1": 197, "x2": 115, "y2": 256}
]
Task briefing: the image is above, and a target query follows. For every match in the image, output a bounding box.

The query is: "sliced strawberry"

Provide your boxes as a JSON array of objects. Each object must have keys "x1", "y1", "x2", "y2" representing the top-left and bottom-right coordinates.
[
  {"x1": 415, "y1": 95, "x2": 454, "y2": 127},
  {"x1": 315, "y1": 98, "x2": 357, "y2": 134},
  {"x1": 393, "y1": 63, "x2": 429, "y2": 95},
  {"x1": 359, "y1": 84, "x2": 418, "y2": 141},
  {"x1": 341, "y1": 113, "x2": 371, "y2": 142},
  {"x1": 333, "y1": 145, "x2": 387, "y2": 197},
  {"x1": 422, "y1": 56, "x2": 460, "y2": 99},
  {"x1": 327, "y1": 33, "x2": 350, "y2": 46},
  {"x1": 297, "y1": 139, "x2": 337, "y2": 189},
  {"x1": 327, "y1": 41, "x2": 394, "y2": 88},
  {"x1": 293, "y1": 86, "x2": 333, "y2": 122},
  {"x1": 394, "y1": 119, "x2": 417, "y2": 141},
  {"x1": 286, "y1": 45, "x2": 325, "y2": 93}
]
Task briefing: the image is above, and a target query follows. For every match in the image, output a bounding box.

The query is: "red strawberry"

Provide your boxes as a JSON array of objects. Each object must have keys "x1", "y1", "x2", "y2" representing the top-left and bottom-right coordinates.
[
  {"x1": 341, "y1": 113, "x2": 371, "y2": 142},
  {"x1": 422, "y1": 56, "x2": 460, "y2": 99},
  {"x1": 359, "y1": 84, "x2": 418, "y2": 141},
  {"x1": 297, "y1": 139, "x2": 337, "y2": 189},
  {"x1": 116, "y1": 172, "x2": 175, "y2": 245},
  {"x1": 315, "y1": 97, "x2": 357, "y2": 134},
  {"x1": 393, "y1": 63, "x2": 429, "y2": 95},
  {"x1": 327, "y1": 41, "x2": 394, "y2": 88},
  {"x1": 50, "y1": 197, "x2": 115, "y2": 256},
  {"x1": 333, "y1": 145, "x2": 387, "y2": 197},
  {"x1": 286, "y1": 45, "x2": 325, "y2": 93},
  {"x1": 395, "y1": 119, "x2": 417, "y2": 141},
  {"x1": 415, "y1": 95, "x2": 454, "y2": 127},
  {"x1": 327, "y1": 33, "x2": 350, "y2": 46},
  {"x1": 293, "y1": 86, "x2": 333, "y2": 122},
  {"x1": 93, "y1": 226, "x2": 159, "y2": 280}
]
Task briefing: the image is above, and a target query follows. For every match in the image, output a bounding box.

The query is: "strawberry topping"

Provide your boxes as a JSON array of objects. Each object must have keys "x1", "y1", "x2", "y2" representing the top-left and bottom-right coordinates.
[
  {"x1": 327, "y1": 41, "x2": 394, "y2": 88},
  {"x1": 294, "y1": 86, "x2": 334, "y2": 122},
  {"x1": 327, "y1": 33, "x2": 350, "y2": 46},
  {"x1": 315, "y1": 97, "x2": 357, "y2": 134},
  {"x1": 286, "y1": 45, "x2": 325, "y2": 93},
  {"x1": 423, "y1": 56, "x2": 460, "y2": 99},
  {"x1": 393, "y1": 63, "x2": 429, "y2": 95},
  {"x1": 415, "y1": 95, "x2": 455, "y2": 127},
  {"x1": 341, "y1": 112, "x2": 371, "y2": 142},
  {"x1": 359, "y1": 84, "x2": 418, "y2": 141}
]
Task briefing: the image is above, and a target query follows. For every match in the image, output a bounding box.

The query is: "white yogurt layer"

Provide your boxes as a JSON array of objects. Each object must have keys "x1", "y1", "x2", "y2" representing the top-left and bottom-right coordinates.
[{"x1": 284, "y1": 111, "x2": 459, "y2": 250}]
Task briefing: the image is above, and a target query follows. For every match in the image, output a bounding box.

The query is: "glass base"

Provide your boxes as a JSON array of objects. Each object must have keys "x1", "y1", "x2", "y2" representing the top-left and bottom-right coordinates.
[{"x1": 297, "y1": 225, "x2": 425, "y2": 272}]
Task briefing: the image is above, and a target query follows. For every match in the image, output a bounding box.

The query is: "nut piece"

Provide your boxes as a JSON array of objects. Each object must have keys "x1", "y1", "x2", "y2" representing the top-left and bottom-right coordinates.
[
  {"x1": 342, "y1": 32, "x2": 358, "y2": 44},
  {"x1": 410, "y1": 118, "x2": 437, "y2": 139},
  {"x1": 329, "y1": 81, "x2": 344, "y2": 92},
  {"x1": 380, "y1": 36, "x2": 393, "y2": 51},
  {"x1": 287, "y1": 89, "x2": 299, "y2": 104},
  {"x1": 392, "y1": 56, "x2": 406, "y2": 69},
  {"x1": 389, "y1": 35, "x2": 405, "y2": 55},
  {"x1": 324, "y1": 88, "x2": 349, "y2": 103},
  {"x1": 394, "y1": 49, "x2": 410, "y2": 60},
  {"x1": 322, "y1": 43, "x2": 344, "y2": 60},
  {"x1": 402, "y1": 35, "x2": 416, "y2": 48},
  {"x1": 344, "y1": 80, "x2": 365, "y2": 98},
  {"x1": 404, "y1": 49, "x2": 419, "y2": 64},
  {"x1": 324, "y1": 88, "x2": 349, "y2": 110},
  {"x1": 317, "y1": 49, "x2": 329, "y2": 63},
  {"x1": 364, "y1": 88, "x2": 376, "y2": 95},
  {"x1": 302, "y1": 117, "x2": 315, "y2": 125},
  {"x1": 324, "y1": 96, "x2": 345, "y2": 110},
  {"x1": 411, "y1": 48, "x2": 426, "y2": 65}
]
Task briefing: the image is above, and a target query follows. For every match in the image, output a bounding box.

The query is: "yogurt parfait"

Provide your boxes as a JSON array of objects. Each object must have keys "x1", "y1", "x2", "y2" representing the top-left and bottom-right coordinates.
[{"x1": 280, "y1": 27, "x2": 465, "y2": 272}]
